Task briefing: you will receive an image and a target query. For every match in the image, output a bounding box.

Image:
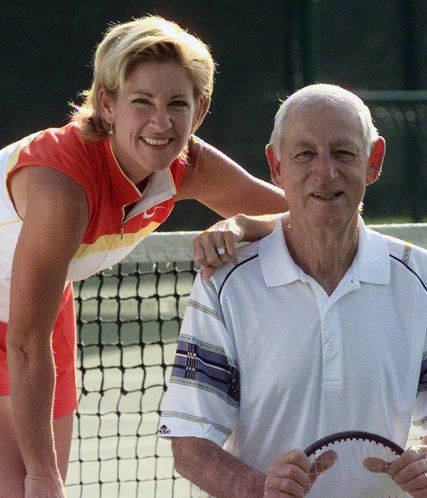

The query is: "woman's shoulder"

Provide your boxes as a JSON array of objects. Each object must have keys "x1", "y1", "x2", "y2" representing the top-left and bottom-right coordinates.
[
  {"x1": 12, "y1": 122, "x2": 106, "y2": 177},
  {"x1": 5, "y1": 122, "x2": 108, "y2": 208},
  {"x1": 22, "y1": 121, "x2": 100, "y2": 157}
]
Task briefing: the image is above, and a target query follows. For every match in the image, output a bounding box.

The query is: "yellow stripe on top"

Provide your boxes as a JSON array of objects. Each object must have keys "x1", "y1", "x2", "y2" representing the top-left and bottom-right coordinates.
[
  {"x1": 108, "y1": 141, "x2": 142, "y2": 196},
  {"x1": 0, "y1": 219, "x2": 20, "y2": 228},
  {"x1": 165, "y1": 166, "x2": 177, "y2": 196},
  {"x1": 73, "y1": 221, "x2": 160, "y2": 259}
]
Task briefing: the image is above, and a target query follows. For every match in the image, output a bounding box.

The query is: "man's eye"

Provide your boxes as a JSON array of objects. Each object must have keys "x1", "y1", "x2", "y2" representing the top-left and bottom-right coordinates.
[
  {"x1": 296, "y1": 151, "x2": 314, "y2": 159},
  {"x1": 334, "y1": 150, "x2": 356, "y2": 161},
  {"x1": 170, "y1": 100, "x2": 188, "y2": 107}
]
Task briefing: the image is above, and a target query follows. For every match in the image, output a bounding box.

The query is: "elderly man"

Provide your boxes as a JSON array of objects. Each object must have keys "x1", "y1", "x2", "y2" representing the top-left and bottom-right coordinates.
[{"x1": 159, "y1": 84, "x2": 427, "y2": 497}]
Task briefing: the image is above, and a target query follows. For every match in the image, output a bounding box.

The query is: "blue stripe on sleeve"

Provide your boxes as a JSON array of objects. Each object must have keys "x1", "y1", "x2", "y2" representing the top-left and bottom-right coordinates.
[{"x1": 170, "y1": 336, "x2": 240, "y2": 406}]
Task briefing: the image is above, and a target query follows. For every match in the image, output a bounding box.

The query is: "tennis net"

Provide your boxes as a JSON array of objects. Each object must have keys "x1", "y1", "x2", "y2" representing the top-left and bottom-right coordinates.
[{"x1": 66, "y1": 225, "x2": 427, "y2": 498}]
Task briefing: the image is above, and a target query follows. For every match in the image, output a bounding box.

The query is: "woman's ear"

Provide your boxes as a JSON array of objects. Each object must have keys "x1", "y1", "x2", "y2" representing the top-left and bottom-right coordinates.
[
  {"x1": 98, "y1": 86, "x2": 116, "y2": 125},
  {"x1": 191, "y1": 96, "x2": 210, "y2": 133}
]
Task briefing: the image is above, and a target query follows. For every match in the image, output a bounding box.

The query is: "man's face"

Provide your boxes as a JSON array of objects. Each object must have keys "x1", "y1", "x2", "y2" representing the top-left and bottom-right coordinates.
[{"x1": 268, "y1": 101, "x2": 382, "y2": 230}]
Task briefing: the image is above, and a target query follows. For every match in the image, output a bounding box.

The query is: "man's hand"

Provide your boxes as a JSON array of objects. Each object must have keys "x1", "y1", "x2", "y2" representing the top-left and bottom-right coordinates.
[
  {"x1": 24, "y1": 473, "x2": 66, "y2": 498},
  {"x1": 263, "y1": 449, "x2": 337, "y2": 497},
  {"x1": 364, "y1": 445, "x2": 427, "y2": 497}
]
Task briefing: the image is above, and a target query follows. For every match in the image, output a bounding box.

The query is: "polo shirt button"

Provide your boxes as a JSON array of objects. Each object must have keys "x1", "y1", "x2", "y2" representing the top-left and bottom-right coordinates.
[{"x1": 328, "y1": 344, "x2": 335, "y2": 351}]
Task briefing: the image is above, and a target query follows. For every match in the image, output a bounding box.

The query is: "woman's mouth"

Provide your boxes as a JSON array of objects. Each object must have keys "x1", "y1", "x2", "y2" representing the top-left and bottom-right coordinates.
[{"x1": 141, "y1": 137, "x2": 172, "y2": 146}]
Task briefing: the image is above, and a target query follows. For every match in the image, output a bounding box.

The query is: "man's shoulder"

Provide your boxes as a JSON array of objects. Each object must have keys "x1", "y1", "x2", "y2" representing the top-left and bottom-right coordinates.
[
  {"x1": 380, "y1": 231, "x2": 427, "y2": 260},
  {"x1": 373, "y1": 229, "x2": 427, "y2": 284},
  {"x1": 207, "y1": 240, "x2": 261, "y2": 294}
]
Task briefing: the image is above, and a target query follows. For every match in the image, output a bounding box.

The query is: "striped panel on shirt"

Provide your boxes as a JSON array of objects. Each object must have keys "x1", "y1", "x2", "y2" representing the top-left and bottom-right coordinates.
[
  {"x1": 160, "y1": 411, "x2": 233, "y2": 436},
  {"x1": 170, "y1": 334, "x2": 239, "y2": 408},
  {"x1": 187, "y1": 299, "x2": 222, "y2": 322}
]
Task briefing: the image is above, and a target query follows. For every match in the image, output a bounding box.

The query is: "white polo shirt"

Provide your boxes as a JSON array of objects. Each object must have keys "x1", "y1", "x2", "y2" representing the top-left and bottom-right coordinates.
[{"x1": 160, "y1": 218, "x2": 427, "y2": 475}]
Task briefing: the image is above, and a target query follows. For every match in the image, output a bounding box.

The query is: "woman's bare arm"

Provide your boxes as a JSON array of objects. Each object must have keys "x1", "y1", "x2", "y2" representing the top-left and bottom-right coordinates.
[
  {"x1": 7, "y1": 166, "x2": 88, "y2": 494},
  {"x1": 177, "y1": 138, "x2": 286, "y2": 272},
  {"x1": 176, "y1": 137, "x2": 287, "y2": 217}
]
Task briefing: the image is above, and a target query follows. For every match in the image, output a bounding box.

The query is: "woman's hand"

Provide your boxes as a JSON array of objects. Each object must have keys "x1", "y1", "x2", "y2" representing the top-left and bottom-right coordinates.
[
  {"x1": 193, "y1": 216, "x2": 243, "y2": 278},
  {"x1": 193, "y1": 214, "x2": 280, "y2": 278},
  {"x1": 24, "y1": 474, "x2": 66, "y2": 498}
]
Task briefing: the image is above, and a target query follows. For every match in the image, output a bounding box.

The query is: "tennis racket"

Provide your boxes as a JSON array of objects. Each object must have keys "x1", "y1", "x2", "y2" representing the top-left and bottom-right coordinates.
[{"x1": 304, "y1": 431, "x2": 409, "y2": 497}]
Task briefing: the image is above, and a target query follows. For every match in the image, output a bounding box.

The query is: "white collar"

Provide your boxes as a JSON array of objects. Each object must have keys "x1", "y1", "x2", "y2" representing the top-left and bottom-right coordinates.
[
  {"x1": 124, "y1": 168, "x2": 177, "y2": 220},
  {"x1": 258, "y1": 215, "x2": 390, "y2": 288}
]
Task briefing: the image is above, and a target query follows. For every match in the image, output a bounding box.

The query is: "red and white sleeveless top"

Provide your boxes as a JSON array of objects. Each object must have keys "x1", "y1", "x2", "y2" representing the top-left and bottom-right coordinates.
[{"x1": 0, "y1": 122, "x2": 186, "y2": 321}]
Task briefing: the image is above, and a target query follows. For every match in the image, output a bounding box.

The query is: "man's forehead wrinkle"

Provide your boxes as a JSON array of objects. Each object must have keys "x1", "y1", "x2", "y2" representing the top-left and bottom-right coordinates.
[
  {"x1": 286, "y1": 138, "x2": 362, "y2": 152},
  {"x1": 283, "y1": 101, "x2": 365, "y2": 144}
]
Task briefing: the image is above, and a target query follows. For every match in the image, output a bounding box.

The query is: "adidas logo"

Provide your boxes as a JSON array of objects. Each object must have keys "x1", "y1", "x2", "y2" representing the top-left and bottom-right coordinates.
[{"x1": 158, "y1": 424, "x2": 171, "y2": 435}]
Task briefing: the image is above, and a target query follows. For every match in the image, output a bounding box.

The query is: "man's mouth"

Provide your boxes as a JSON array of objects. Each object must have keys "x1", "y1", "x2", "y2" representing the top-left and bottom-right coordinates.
[
  {"x1": 141, "y1": 137, "x2": 172, "y2": 146},
  {"x1": 311, "y1": 192, "x2": 342, "y2": 200}
]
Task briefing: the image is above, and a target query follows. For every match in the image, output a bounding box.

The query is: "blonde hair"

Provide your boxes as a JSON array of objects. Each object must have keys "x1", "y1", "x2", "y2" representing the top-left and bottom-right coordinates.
[
  {"x1": 73, "y1": 16, "x2": 215, "y2": 141},
  {"x1": 269, "y1": 84, "x2": 379, "y2": 159}
]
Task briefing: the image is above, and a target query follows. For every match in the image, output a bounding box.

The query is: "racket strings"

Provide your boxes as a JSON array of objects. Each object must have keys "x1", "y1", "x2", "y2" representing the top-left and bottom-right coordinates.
[{"x1": 307, "y1": 439, "x2": 409, "y2": 497}]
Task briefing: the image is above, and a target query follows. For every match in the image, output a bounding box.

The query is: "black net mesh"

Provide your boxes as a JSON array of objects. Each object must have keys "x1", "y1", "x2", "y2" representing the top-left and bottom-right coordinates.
[{"x1": 67, "y1": 261, "x2": 198, "y2": 498}]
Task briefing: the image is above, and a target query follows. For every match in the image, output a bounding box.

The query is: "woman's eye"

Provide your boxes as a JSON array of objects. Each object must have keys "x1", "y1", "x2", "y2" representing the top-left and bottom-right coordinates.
[{"x1": 132, "y1": 98, "x2": 150, "y2": 105}]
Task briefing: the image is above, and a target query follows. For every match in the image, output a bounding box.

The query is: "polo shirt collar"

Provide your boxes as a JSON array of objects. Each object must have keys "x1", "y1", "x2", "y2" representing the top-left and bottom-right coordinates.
[
  {"x1": 258, "y1": 218, "x2": 302, "y2": 287},
  {"x1": 353, "y1": 216, "x2": 390, "y2": 285},
  {"x1": 258, "y1": 215, "x2": 390, "y2": 288}
]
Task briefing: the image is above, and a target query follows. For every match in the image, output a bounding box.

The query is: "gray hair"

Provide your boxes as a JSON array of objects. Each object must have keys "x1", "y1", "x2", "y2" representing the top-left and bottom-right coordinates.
[{"x1": 269, "y1": 84, "x2": 379, "y2": 159}]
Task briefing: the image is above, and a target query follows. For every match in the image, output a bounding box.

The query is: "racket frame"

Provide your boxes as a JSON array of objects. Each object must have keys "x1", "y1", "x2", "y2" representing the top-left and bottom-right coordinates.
[{"x1": 304, "y1": 430, "x2": 404, "y2": 458}]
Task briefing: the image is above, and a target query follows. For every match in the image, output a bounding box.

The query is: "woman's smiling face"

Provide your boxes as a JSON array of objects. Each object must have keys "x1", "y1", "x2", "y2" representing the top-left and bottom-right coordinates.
[{"x1": 100, "y1": 60, "x2": 203, "y2": 183}]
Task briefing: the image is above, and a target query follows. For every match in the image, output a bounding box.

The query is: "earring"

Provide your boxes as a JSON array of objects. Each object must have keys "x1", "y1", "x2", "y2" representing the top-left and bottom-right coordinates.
[{"x1": 109, "y1": 123, "x2": 114, "y2": 135}]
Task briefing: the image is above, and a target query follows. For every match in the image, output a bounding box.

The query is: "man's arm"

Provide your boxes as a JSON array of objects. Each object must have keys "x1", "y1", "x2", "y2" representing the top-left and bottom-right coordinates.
[
  {"x1": 172, "y1": 437, "x2": 326, "y2": 497},
  {"x1": 172, "y1": 437, "x2": 265, "y2": 498}
]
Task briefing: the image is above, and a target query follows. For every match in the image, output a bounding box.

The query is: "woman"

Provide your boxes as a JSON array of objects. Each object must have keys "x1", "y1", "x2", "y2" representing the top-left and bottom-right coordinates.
[{"x1": 0, "y1": 16, "x2": 284, "y2": 497}]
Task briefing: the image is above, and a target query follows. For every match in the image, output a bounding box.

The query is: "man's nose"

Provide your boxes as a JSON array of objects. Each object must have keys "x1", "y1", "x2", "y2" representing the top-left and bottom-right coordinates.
[{"x1": 312, "y1": 152, "x2": 338, "y2": 181}]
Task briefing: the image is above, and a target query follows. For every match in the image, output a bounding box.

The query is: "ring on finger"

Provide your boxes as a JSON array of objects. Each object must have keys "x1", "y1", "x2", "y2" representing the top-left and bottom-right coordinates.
[{"x1": 215, "y1": 246, "x2": 227, "y2": 256}]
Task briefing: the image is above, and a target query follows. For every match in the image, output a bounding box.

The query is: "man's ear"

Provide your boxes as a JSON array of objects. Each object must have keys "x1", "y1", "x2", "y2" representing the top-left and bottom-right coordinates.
[
  {"x1": 98, "y1": 86, "x2": 116, "y2": 125},
  {"x1": 265, "y1": 143, "x2": 283, "y2": 187},
  {"x1": 192, "y1": 96, "x2": 210, "y2": 133},
  {"x1": 366, "y1": 137, "x2": 386, "y2": 185}
]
